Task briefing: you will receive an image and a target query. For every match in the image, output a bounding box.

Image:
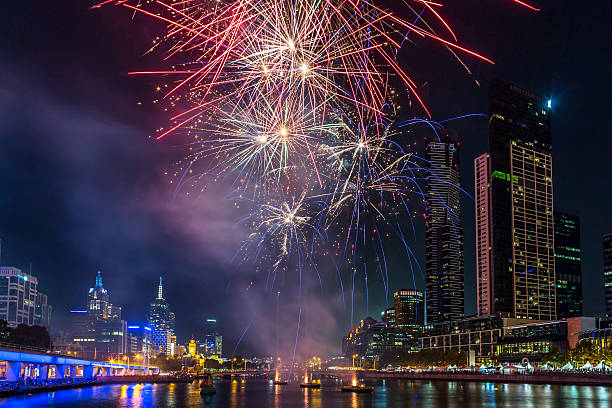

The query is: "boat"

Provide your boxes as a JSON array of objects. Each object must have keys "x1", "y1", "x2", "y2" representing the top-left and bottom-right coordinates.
[
  {"x1": 273, "y1": 371, "x2": 288, "y2": 385},
  {"x1": 200, "y1": 374, "x2": 216, "y2": 395},
  {"x1": 341, "y1": 385, "x2": 374, "y2": 393},
  {"x1": 341, "y1": 379, "x2": 374, "y2": 393},
  {"x1": 300, "y1": 372, "x2": 320, "y2": 388}
]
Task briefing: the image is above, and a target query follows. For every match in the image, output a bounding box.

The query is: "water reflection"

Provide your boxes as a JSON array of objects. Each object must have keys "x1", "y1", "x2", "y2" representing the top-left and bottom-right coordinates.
[{"x1": 0, "y1": 380, "x2": 610, "y2": 407}]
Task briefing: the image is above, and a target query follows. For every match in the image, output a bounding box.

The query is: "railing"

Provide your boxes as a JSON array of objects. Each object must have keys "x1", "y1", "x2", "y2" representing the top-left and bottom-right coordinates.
[
  {"x1": 0, "y1": 377, "x2": 100, "y2": 391},
  {"x1": 0, "y1": 341, "x2": 54, "y2": 355}
]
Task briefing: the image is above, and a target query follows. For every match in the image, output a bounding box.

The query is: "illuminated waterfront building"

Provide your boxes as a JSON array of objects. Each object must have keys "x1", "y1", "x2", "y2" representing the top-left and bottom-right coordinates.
[
  {"x1": 605, "y1": 234, "x2": 612, "y2": 316},
  {"x1": 0, "y1": 267, "x2": 37, "y2": 327},
  {"x1": 425, "y1": 133, "x2": 464, "y2": 323},
  {"x1": 554, "y1": 211, "x2": 583, "y2": 318},
  {"x1": 420, "y1": 315, "x2": 597, "y2": 364},
  {"x1": 475, "y1": 79, "x2": 555, "y2": 320},
  {"x1": 70, "y1": 271, "x2": 127, "y2": 360}
]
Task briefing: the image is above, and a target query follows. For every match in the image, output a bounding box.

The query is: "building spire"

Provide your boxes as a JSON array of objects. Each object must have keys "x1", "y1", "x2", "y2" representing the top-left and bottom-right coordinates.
[
  {"x1": 95, "y1": 270, "x2": 103, "y2": 288},
  {"x1": 157, "y1": 276, "x2": 164, "y2": 300}
]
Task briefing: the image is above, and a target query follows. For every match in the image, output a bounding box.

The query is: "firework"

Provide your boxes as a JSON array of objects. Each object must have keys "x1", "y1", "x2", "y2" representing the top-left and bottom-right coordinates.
[{"x1": 96, "y1": 0, "x2": 540, "y2": 352}]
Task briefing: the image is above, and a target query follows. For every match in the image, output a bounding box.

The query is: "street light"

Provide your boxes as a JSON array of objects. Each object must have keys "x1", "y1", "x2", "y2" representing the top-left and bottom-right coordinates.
[{"x1": 232, "y1": 358, "x2": 237, "y2": 371}]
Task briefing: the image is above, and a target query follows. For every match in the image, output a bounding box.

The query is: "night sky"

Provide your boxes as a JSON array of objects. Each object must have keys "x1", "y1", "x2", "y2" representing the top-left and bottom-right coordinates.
[{"x1": 0, "y1": 1, "x2": 610, "y2": 357}]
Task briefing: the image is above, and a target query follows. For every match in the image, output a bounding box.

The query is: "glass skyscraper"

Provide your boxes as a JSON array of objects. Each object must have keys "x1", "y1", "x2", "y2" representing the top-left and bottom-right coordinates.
[
  {"x1": 475, "y1": 79, "x2": 555, "y2": 320},
  {"x1": 148, "y1": 277, "x2": 175, "y2": 335},
  {"x1": 604, "y1": 233, "x2": 612, "y2": 316},
  {"x1": 425, "y1": 133, "x2": 464, "y2": 323},
  {"x1": 554, "y1": 211, "x2": 583, "y2": 318}
]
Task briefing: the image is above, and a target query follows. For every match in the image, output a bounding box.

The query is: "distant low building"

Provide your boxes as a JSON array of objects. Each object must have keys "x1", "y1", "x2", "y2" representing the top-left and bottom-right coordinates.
[
  {"x1": 343, "y1": 289, "x2": 425, "y2": 363},
  {"x1": 126, "y1": 324, "x2": 152, "y2": 360}
]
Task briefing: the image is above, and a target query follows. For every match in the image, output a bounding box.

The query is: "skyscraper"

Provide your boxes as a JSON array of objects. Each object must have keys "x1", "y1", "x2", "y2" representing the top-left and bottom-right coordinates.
[
  {"x1": 70, "y1": 271, "x2": 127, "y2": 360},
  {"x1": 425, "y1": 133, "x2": 464, "y2": 323},
  {"x1": 475, "y1": 79, "x2": 555, "y2": 320},
  {"x1": 474, "y1": 153, "x2": 492, "y2": 317},
  {"x1": 148, "y1": 277, "x2": 175, "y2": 335},
  {"x1": 0, "y1": 267, "x2": 38, "y2": 327},
  {"x1": 554, "y1": 211, "x2": 583, "y2": 318},
  {"x1": 604, "y1": 234, "x2": 612, "y2": 316},
  {"x1": 148, "y1": 277, "x2": 176, "y2": 355}
]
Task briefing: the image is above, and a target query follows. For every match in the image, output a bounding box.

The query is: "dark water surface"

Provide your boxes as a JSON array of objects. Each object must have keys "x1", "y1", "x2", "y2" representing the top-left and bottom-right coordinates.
[{"x1": 1, "y1": 379, "x2": 610, "y2": 407}]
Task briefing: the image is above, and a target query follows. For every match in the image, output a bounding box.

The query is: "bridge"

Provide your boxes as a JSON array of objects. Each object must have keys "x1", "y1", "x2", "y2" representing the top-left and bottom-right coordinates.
[{"x1": 0, "y1": 346, "x2": 160, "y2": 381}]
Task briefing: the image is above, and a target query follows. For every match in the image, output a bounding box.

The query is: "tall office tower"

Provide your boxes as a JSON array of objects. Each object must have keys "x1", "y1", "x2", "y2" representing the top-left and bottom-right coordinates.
[
  {"x1": 554, "y1": 211, "x2": 583, "y2": 318},
  {"x1": 148, "y1": 277, "x2": 175, "y2": 336},
  {"x1": 604, "y1": 234, "x2": 612, "y2": 316},
  {"x1": 0, "y1": 267, "x2": 38, "y2": 327},
  {"x1": 474, "y1": 153, "x2": 492, "y2": 317},
  {"x1": 71, "y1": 271, "x2": 127, "y2": 360},
  {"x1": 476, "y1": 79, "x2": 555, "y2": 320},
  {"x1": 425, "y1": 133, "x2": 464, "y2": 323}
]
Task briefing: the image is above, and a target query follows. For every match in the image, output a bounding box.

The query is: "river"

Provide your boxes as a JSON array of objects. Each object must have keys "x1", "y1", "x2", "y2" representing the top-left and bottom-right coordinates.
[{"x1": 1, "y1": 379, "x2": 610, "y2": 407}]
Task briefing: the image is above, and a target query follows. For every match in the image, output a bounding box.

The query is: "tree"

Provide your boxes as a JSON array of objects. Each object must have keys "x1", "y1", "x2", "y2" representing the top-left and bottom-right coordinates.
[
  {"x1": 0, "y1": 320, "x2": 10, "y2": 341},
  {"x1": 6, "y1": 323, "x2": 52, "y2": 349},
  {"x1": 152, "y1": 355, "x2": 183, "y2": 372},
  {"x1": 204, "y1": 359, "x2": 221, "y2": 370}
]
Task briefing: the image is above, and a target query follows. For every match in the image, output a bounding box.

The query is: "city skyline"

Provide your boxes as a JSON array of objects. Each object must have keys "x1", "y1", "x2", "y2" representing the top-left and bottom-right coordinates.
[{"x1": 0, "y1": 0, "x2": 610, "y2": 356}]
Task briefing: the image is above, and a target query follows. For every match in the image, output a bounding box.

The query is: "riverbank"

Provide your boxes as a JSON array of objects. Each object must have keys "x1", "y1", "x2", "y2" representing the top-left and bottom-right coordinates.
[
  {"x1": 0, "y1": 375, "x2": 193, "y2": 398},
  {"x1": 357, "y1": 371, "x2": 612, "y2": 386}
]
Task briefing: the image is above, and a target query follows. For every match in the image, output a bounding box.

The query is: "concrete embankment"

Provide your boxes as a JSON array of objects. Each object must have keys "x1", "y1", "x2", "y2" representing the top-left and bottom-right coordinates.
[
  {"x1": 0, "y1": 376, "x2": 193, "y2": 398},
  {"x1": 357, "y1": 371, "x2": 612, "y2": 386}
]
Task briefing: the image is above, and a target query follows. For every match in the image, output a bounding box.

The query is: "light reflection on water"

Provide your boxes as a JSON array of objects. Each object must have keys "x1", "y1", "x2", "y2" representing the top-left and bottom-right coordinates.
[{"x1": 0, "y1": 379, "x2": 610, "y2": 407}]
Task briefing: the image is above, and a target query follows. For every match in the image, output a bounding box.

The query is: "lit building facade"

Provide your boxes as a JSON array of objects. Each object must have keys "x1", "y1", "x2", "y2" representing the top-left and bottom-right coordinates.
[
  {"x1": 70, "y1": 271, "x2": 127, "y2": 360},
  {"x1": 152, "y1": 329, "x2": 172, "y2": 356},
  {"x1": 425, "y1": 134, "x2": 464, "y2": 323},
  {"x1": 474, "y1": 153, "x2": 492, "y2": 317},
  {"x1": 554, "y1": 211, "x2": 583, "y2": 318},
  {"x1": 381, "y1": 307, "x2": 396, "y2": 326},
  {"x1": 604, "y1": 234, "x2": 612, "y2": 316},
  {"x1": 203, "y1": 319, "x2": 222, "y2": 357},
  {"x1": 148, "y1": 277, "x2": 175, "y2": 336},
  {"x1": 420, "y1": 315, "x2": 590, "y2": 364},
  {"x1": 393, "y1": 289, "x2": 424, "y2": 337},
  {"x1": 126, "y1": 324, "x2": 152, "y2": 360},
  {"x1": 475, "y1": 79, "x2": 556, "y2": 320},
  {"x1": 0, "y1": 267, "x2": 38, "y2": 327}
]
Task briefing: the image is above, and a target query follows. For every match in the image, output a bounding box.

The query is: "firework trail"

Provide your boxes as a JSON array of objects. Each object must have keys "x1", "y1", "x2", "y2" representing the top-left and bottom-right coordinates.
[{"x1": 95, "y1": 0, "x2": 540, "y2": 358}]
